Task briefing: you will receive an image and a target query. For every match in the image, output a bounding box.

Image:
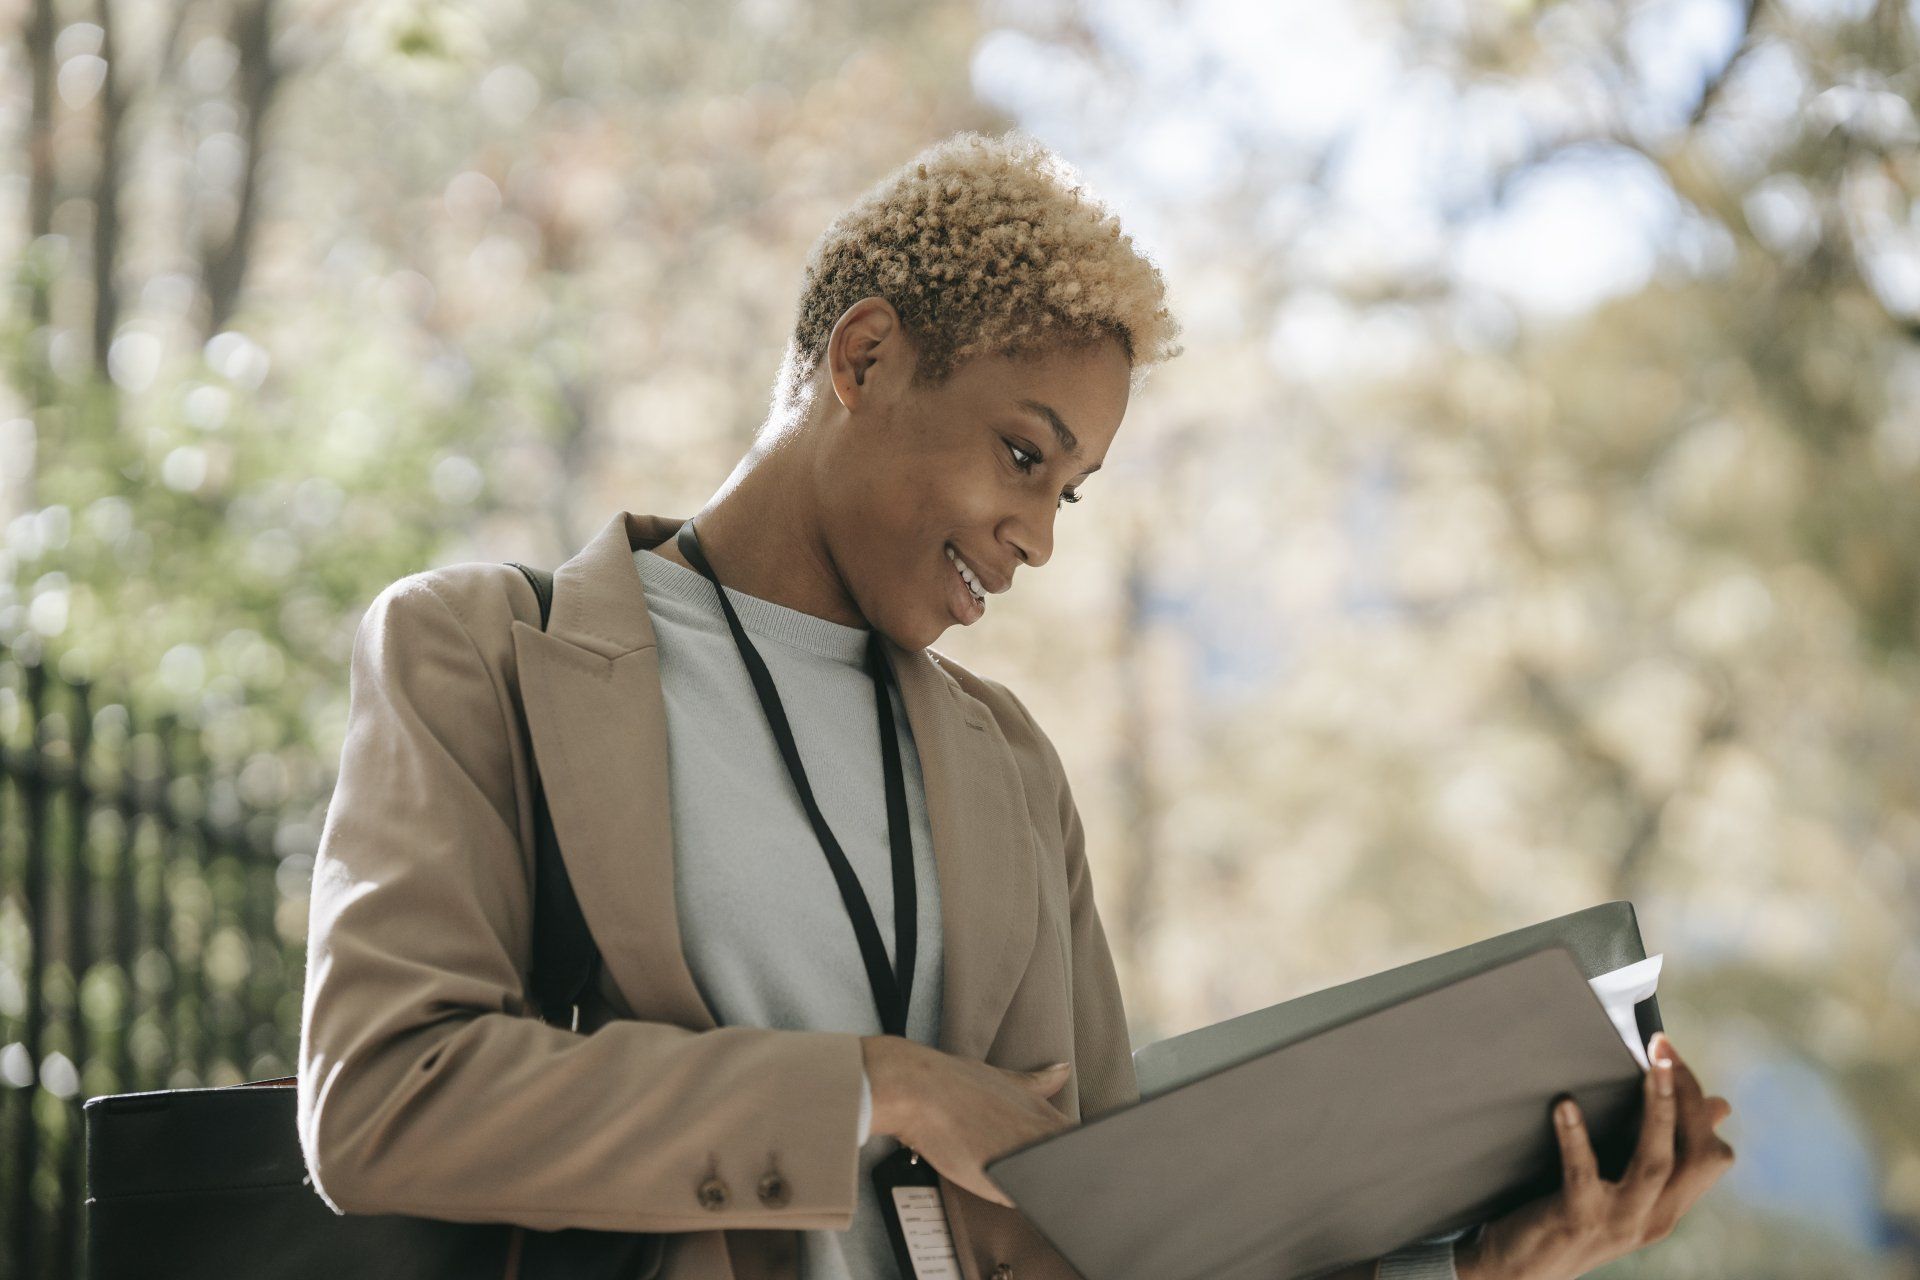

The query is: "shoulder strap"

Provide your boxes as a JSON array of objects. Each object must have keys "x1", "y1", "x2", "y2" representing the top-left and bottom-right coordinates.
[
  {"x1": 505, "y1": 562, "x2": 606, "y2": 1032},
  {"x1": 514, "y1": 560, "x2": 555, "y2": 625}
]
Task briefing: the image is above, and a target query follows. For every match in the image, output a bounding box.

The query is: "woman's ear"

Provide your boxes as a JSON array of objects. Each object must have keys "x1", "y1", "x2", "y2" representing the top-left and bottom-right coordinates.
[{"x1": 829, "y1": 296, "x2": 913, "y2": 410}]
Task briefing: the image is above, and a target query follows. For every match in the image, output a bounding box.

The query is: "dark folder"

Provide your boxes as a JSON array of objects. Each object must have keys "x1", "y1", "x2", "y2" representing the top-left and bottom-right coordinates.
[{"x1": 984, "y1": 901, "x2": 1662, "y2": 1280}]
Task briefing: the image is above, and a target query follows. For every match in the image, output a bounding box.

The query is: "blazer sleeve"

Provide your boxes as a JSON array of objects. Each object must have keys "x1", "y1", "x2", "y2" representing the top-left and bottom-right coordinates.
[
  {"x1": 991, "y1": 682, "x2": 1140, "y2": 1122},
  {"x1": 296, "y1": 572, "x2": 866, "y2": 1233}
]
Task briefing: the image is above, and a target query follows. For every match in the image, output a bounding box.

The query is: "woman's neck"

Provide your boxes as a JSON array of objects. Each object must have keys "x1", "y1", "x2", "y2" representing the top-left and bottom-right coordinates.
[{"x1": 649, "y1": 446, "x2": 867, "y2": 629}]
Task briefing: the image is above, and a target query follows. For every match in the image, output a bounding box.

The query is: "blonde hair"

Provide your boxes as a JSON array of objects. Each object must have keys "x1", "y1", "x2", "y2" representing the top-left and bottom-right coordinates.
[{"x1": 771, "y1": 130, "x2": 1184, "y2": 421}]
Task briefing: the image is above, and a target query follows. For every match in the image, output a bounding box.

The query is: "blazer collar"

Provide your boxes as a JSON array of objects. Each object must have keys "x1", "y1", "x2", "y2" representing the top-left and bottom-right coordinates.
[{"x1": 511, "y1": 510, "x2": 1039, "y2": 1062}]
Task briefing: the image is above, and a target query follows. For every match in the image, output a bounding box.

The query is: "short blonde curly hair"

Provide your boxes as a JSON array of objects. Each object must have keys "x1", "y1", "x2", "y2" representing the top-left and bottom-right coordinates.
[{"x1": 772, "y1": 130, "x2": 1184, "y2": 418}]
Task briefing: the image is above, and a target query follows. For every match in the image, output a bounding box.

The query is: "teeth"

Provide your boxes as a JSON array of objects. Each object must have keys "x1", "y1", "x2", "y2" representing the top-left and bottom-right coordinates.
[{"x1": 945, "y1": 545, "x2": 986, "y2": 602}]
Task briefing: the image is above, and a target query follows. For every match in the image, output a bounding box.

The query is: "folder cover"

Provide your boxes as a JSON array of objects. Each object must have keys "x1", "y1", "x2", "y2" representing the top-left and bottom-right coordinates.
[
  {"x1": 1137, "y1": 901, "x2": 1662, "y2": 1098},
  {"x1": 984, "y1": 902, "x2": 1661, "y2": 1280}
]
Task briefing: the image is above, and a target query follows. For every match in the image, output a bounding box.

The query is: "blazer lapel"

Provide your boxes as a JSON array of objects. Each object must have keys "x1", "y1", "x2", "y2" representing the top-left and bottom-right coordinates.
[
  {"x1": 512, "y1": 511, "x2": 719, "y2": 1033},
  {"x1": 513, "y1": 510, "x2": 1040, "y2": 1062},
  {"x1": 882, "y1": 633, "x2": 1039, "y2": 1061}
]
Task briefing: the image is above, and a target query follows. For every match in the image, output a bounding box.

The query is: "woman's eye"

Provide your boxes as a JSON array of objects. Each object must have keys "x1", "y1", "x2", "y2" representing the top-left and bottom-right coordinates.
[{"x1": 1007, "y1": 439, "x2": 1083, "y2": 510}]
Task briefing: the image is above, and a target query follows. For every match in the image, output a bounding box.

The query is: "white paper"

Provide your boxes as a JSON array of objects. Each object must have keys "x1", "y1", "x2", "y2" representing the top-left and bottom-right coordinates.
[
  {"x1": 889, "y1": 1186, "x2": 962, "y2": 1278},
  {"x1": 1586, "y1": 953, "x2": 1662, "y2": 1069}
]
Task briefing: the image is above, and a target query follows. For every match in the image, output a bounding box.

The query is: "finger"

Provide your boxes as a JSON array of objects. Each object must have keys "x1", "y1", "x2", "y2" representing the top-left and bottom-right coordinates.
[
  {"x1": 1020, "y1": 1062, "x2": 1072, "y2": 1096},
  {"x1": 1658, "y1": 1129, "x2": 1737, "y2": 1224},
  {"x1": 1663, "y1": 1043, "x2": 1722, "y2": 1161},
  {"x1": 1551, "y1": 1095, "x2": 1607, "y2": 1221},
  {"x1": 1705, "y1": 1096, "x2": 1733, "y2": 1127},
  {"x1": 932, "y1": 1151, "x2": 1018, "y2": 1209},
  {"x1": 1616, "y1": 1036, "x2": 1678, "y2": 1226},
  {"x1": 1657, "y1": 1043, "x2": 1738, "y2": 1210}
]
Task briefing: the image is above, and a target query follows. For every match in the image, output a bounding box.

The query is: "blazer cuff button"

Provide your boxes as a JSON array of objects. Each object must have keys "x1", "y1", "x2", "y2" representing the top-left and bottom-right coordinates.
[
  {"x1": 696, "y1": 1175, "x2": 730, "y2": 1210},
  {"x1": 756, "y1": 1171, "x2": 791, "y2": 1207}
]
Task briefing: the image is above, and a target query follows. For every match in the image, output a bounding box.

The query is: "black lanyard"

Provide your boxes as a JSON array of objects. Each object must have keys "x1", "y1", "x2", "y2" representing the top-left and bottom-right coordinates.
[{"x1": 673, "y1": 518, "x2": 918, "y2": 1038}]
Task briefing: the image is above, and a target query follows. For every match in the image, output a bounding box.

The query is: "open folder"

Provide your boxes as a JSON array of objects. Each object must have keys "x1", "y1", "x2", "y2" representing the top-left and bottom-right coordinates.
[{"x1": 984, "y1": 901, "x2": 1664, "y2": 1280}]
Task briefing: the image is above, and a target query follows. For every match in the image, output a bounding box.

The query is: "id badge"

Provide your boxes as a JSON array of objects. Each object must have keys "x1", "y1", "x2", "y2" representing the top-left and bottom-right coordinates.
[{"x1": 872, "y1": 1144, "x2": 962, "y2": 1279}]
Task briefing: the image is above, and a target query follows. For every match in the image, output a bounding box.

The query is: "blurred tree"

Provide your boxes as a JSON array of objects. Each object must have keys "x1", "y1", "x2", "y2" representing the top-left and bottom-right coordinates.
[
  {"x1": 5, "y1": 0, "x2": 1916, "y2": 1274},
  {"x1": 945, "y1": 0, "x2": 1920, "y2": 1269}
]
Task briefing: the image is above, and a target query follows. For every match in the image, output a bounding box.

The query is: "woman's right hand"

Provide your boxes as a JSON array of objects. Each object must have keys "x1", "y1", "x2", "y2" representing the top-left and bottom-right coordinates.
[{"x1": 860, "y1": 1035, "x2": 1075, "y2": 1207}]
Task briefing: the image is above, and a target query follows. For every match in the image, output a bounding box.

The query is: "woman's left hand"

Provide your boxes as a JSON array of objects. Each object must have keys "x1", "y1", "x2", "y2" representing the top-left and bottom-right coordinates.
[{"x1": 1453, "y1": 1032, "x2": 1736, "y2": 1280}]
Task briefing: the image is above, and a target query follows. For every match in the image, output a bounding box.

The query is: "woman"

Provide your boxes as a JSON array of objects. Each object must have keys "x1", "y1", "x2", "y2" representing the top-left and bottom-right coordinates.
[{"x1": 297, "y1": 131, "x2": 1734, "y2": 1280}]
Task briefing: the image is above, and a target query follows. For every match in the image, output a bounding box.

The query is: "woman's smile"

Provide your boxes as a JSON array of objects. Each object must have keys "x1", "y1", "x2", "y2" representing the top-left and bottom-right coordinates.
[{"x1": 944, "y1": 543, "x2": 987, "y2": 625}]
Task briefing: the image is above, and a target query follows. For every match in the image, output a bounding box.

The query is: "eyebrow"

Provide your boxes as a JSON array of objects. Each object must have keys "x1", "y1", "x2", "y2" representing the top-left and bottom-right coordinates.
[{"x1": 1015, "y1": 398, "x2": 1102, "y2": 475}]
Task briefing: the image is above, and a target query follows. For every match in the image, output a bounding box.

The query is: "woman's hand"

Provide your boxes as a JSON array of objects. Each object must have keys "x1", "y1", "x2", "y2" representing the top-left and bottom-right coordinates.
[
  {"x1": 860, "y1": 1035, "x2": 1074, "y2": 1207},
  {"x1": 1455, "y1": 1032, "x2": 1737, "y2": 1280}
]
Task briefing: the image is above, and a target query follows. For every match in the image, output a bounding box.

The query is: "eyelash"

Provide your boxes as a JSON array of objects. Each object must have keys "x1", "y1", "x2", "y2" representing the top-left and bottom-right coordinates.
[{"x1": 1006, "y1": 440, "x2": 1083, "y2": 508}]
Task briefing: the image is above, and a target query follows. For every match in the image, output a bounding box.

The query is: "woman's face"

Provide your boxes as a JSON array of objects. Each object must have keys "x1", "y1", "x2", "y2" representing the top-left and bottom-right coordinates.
[{"x1": 815, "y1": 304, "x2": 1132, "y2": 652}]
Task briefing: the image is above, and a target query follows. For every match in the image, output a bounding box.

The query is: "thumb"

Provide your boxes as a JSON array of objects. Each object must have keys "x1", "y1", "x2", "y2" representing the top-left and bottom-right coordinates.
[{"x1": 1021, "y1": 1061, "x2": 1072, "y2": 1096}]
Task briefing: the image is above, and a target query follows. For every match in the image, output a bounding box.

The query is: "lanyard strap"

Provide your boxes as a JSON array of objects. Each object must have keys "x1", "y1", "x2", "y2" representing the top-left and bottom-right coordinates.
[{"x1": 673, "y1": 518, "x2": 918, "y2": 1038}]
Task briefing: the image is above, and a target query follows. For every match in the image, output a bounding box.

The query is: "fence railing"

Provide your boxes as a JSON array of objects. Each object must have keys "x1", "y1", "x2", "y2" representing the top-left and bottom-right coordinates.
[{"x1": 0, "y1": 639, "x2": 310, "y2": 1280}]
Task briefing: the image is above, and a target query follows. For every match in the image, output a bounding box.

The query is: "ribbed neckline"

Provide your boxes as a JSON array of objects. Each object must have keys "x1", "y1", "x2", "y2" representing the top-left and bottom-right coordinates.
[{"x1": 633, "y1": 547, "x2": 872, "y2": 668}]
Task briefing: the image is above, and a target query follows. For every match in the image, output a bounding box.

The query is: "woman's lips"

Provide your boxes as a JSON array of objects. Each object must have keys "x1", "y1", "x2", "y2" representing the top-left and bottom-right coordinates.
[{"x1": 944, "y1": 545, "x2": 985, "y2": 624}]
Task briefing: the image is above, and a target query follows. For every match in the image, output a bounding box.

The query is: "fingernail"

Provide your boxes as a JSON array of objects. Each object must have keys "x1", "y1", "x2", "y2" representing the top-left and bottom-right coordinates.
[
  {"x1": 1656, "y1": 1056, "x2": 1675, "y2": 1097},
  {"x1": 1558, "y1": 1099, "x2": 1579, "y2": 1126},
  {"x1": 1046, "y1": 1061, "x2": 1070, "y2": 1071}
]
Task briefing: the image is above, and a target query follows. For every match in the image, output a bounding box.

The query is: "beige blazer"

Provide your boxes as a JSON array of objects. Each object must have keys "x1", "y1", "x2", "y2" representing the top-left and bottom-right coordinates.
[{"x1": 297, "y1": 509, "x2": 1138, "y2": 1280}]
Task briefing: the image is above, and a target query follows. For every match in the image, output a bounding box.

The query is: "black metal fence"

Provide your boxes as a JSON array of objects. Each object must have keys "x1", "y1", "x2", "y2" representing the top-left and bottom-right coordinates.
[{"x1": 0, "y1": 639, "x2": 310, "y2": 1280}]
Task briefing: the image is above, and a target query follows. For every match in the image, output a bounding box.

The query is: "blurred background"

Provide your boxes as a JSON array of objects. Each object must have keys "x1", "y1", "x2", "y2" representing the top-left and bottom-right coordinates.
[{"x1": 3, "y1": 0, "x2": 1917, "y2": 1275}]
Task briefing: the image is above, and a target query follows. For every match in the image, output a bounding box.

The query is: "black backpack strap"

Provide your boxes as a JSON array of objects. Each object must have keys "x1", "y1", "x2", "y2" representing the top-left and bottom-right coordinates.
[
  {"x1": 505, "y1": 562, "x2": 605, "y2": 1033},
  {"x1": 513, "y1": 559, "x2": 554, "y2": 624}
]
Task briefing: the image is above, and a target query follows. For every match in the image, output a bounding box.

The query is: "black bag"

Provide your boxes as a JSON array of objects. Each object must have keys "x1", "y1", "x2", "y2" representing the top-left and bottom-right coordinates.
[{"x1": 83, "y1": 563, "x2": 667, "y2": 1280}]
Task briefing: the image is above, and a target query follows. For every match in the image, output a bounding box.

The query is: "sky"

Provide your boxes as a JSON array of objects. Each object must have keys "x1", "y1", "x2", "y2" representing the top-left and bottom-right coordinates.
[{"x1": 974, "y1": 0, "x2": 1781, "y2": 321}]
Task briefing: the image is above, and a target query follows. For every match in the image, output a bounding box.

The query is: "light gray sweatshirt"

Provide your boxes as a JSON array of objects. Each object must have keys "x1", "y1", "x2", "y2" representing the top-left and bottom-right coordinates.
[
  {"x1": 633, "y1": 547, "x2": 940, "y2": 1280},
  {"x1": 629, "y1": 547, "x2": 1461, "y2": 1280}
]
